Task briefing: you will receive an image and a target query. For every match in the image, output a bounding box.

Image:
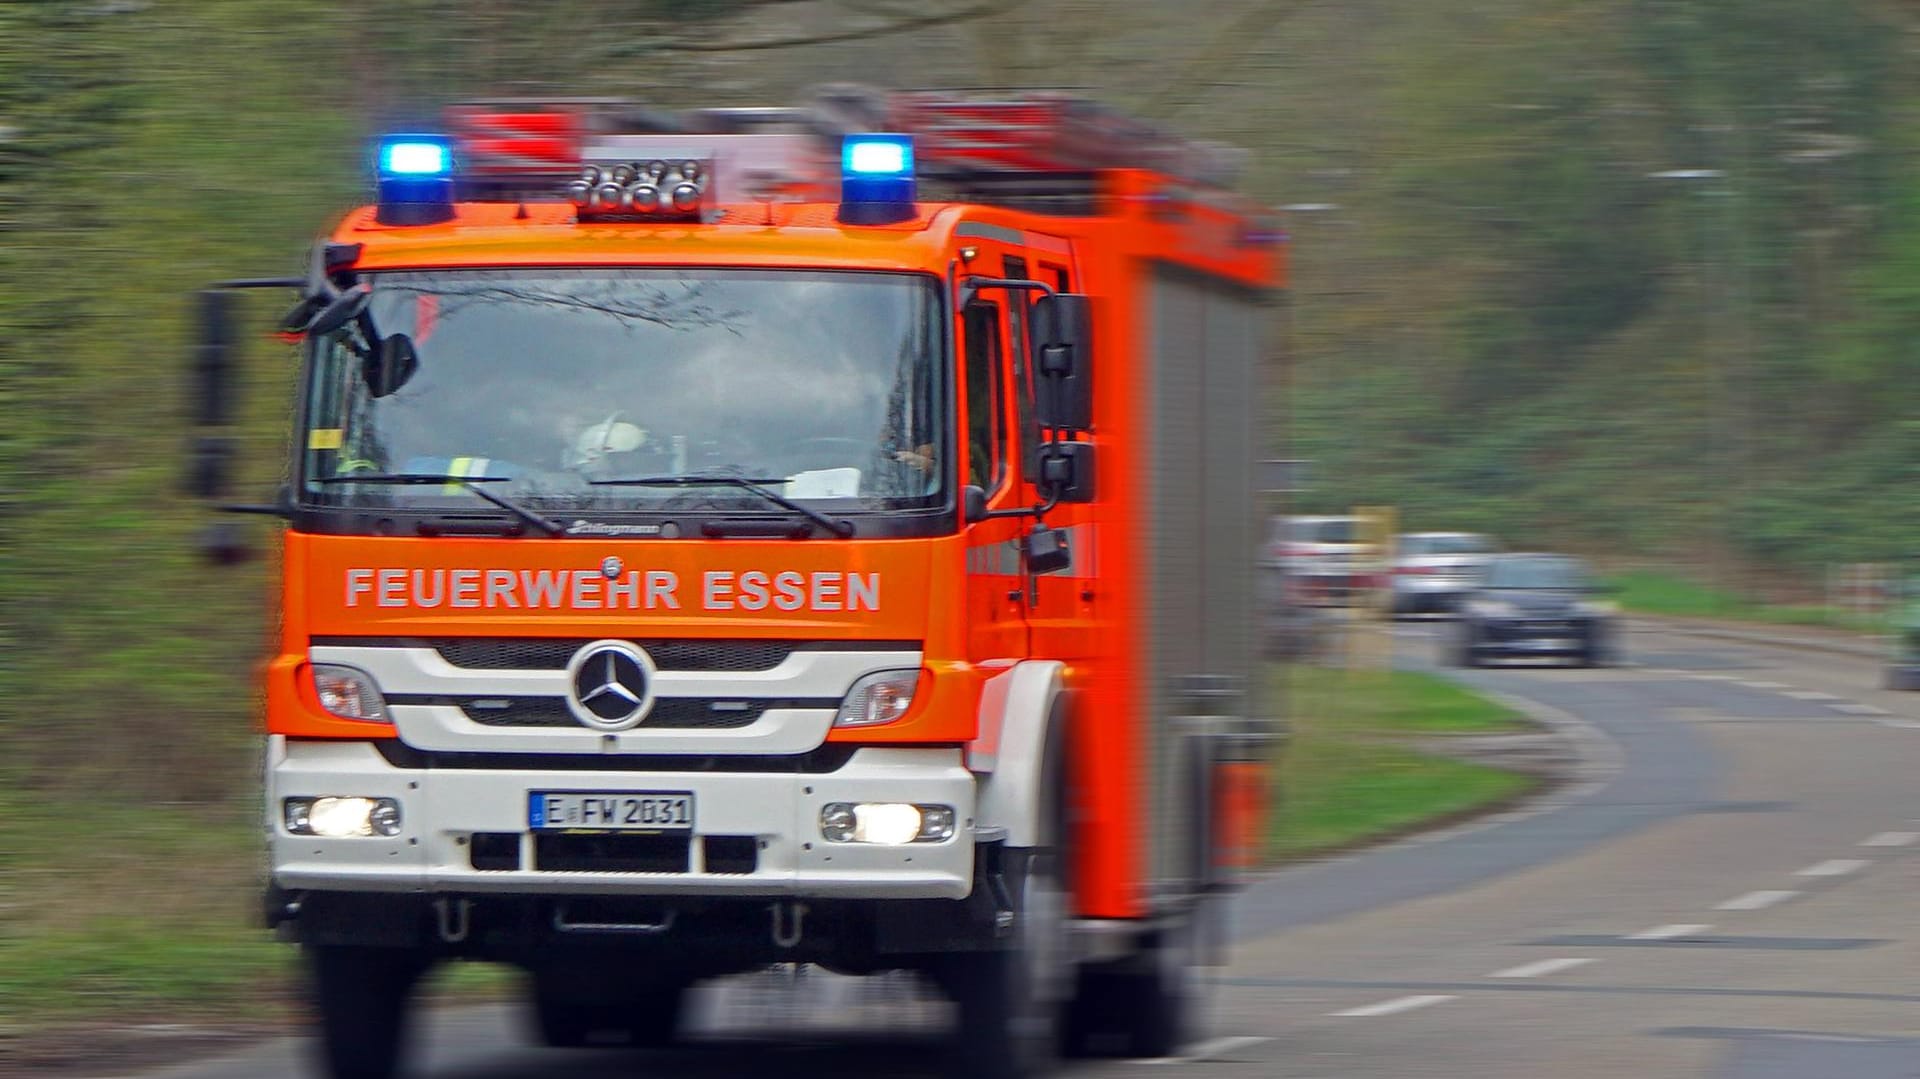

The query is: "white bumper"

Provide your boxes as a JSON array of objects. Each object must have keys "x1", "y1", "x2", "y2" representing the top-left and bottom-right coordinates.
[{"x1": 267, "y1": 737, "x2": 979, "y2": 900}]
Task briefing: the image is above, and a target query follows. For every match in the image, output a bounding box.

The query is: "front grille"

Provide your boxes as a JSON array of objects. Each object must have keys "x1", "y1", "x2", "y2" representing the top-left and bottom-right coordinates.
[
  {"x1": 428, "y1": 697, "x2": 832, "y2": 729},
  {"x1": 372, "y1": 740, "x2": 861, "y2": 773},
  {"x1": 438, "y1": 638, "x2": 800, "y2": 672},
  {"x1": 312, "y1": 636, "x2": 918, "y2": 672},
  {"x1": 469, "y1": 832, "x2": 521, "y2": 871},
  {"x1": 535, "y1": 833, "x2": 690, "y2": 873},
  {"x1": 702, "y1": 836, "x2": 759, "y2": 875}
]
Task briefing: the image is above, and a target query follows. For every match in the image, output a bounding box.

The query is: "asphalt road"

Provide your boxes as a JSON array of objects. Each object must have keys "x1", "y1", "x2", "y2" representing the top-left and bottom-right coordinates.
[{"x1": 130, "y1": 622, "x2": 1920, "y2": 1079}]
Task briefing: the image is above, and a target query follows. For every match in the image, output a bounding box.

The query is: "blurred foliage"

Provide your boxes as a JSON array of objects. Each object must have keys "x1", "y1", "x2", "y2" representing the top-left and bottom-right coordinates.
[
  {"x1": 1283, "y1": 0, "x2": 1919, "y2": 577},
  {"x1": 1, "y1": 0, "x2": 1916, "y2": 792}
]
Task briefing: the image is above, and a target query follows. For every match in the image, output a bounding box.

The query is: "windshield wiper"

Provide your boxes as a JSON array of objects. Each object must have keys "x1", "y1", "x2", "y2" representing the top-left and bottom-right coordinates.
[
  {"x1": 591, "y1": 474, "x2": 855, "y2": 538},
  {"x1": 314, "y1": 473, "x2": 565, "y2": 537}
]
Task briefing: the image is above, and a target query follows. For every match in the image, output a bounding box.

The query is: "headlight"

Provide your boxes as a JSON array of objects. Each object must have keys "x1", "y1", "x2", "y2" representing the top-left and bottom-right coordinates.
[
  {"x1": 284, "y1": 796, "x2": 402, "y2": 837},
  {"x1": 310, "y1": 664, "x2": 388, "y2": 722},
  {"x1": 819, "y1": 802, "x2": 956, "y2": 844},
  {"x1": 833, "y1": 669, "x2": 922, "y2": 728}
]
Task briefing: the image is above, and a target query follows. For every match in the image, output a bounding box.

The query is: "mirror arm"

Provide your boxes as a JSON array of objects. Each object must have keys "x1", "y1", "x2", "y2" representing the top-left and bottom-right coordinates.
[
  {"x1": 958, "y1": 276, "x2": 1055, "y2": 307},
  {"x1": 211, "y1": 277, "x2": 306, "y2": 290},
  {"x1": 219, "y1": 502, "x2": 295, "y2": 519}
]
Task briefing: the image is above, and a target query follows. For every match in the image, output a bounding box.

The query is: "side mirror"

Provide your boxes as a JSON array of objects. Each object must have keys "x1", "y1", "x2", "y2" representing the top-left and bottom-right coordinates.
[
  {"x1": 1031, "y1": 293, "x2": 1093, "y2": 431},
  {"x1": 363, "y1": 333, "x2": 419, "y2": 398},
  {"x1": 191, "y1": 289, "x2": 235, "y2": 426},
  {"x1": 1033, "y1": 441, "x2": 1095, "y2": 504},
  {"x1": 1024, "y1": 524, "x2": 1072, "y2": 575},
  {"x1": 279, "y1": 293, "x2": 327, "y2": 334},
  {"x1": 307, "y1": 288, "x2": 369, "y2": 337},
  {"x1": 962, "y1": 484, "x2": 990, "y2": 524}
]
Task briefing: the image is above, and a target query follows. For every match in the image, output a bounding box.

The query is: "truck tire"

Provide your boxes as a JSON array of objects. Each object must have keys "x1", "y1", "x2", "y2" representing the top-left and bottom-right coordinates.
[
  {"x1": 1063, "y1": 918, "x2": 1199, "y2": 1059},
  {"x1": 308, "y1": 945, "x2": 428, "y2": 1079},
  {"x1": 1887, "y1": 666, "x2": 1920, "y2": 692},
  {"x1": 529, "y1": 972, "x2": 685, "y2": 1048},
  {"x1": 943, "y1": 711, "x2": 1071, "y2": 1079},
  {"x1": 943, "y1": 845, "x2": 1065, "y2": 1079}
]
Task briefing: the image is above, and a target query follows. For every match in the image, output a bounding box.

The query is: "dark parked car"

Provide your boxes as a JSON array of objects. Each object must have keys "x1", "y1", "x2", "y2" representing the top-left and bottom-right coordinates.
[
  {"x1": 1449, "y1": 554, "x2": 1619, "y2": 667},
  {"x1": 1889, "y1": 575, "x2": 1920, "y2": 691}
]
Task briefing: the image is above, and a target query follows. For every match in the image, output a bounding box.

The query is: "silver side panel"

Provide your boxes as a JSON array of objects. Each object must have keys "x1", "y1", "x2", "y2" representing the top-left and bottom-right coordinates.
[{"x1": 1144, "y1": 268, "x2": 1266, "y2": 893}]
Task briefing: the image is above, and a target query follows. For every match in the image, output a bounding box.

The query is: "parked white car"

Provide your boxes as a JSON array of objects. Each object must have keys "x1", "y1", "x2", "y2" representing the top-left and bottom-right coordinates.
[
  {"x1": 1271, "y1": 515, "x2": 1374, "y2": 605},
  {"x1": 1391, "y1": 531, "x2": 1497, "y2": 616}
]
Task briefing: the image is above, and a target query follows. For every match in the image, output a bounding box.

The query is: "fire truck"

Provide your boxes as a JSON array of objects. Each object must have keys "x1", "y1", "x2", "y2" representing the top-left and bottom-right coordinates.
[{"x1": 188, "y1": 85, "x2": 1284, "y2": 1079}]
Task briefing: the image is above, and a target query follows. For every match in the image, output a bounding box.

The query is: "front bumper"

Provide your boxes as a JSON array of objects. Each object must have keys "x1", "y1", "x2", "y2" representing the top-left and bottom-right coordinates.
[
  {"x1": 1474, "y1": 618, "x2": 1598, "y2": 654},
  {"x1": 1393, "y1": 579, "x2": 1474, "y2": 611},
  {"x1": 267, "y1": 737, "x2": 978, "y2": 900}
]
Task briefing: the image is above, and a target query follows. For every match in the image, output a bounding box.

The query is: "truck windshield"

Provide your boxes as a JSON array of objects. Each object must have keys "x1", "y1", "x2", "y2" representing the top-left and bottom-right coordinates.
[{"x1": 300, "y1": 269, "x2": 948, "y2": 518}]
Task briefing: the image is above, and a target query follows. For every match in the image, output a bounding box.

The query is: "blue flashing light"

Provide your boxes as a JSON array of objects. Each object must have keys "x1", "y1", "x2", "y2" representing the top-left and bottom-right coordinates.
[
  {"x1": 380, "y1": 140, "x2": 449, "y2": 176},
  {"x1": 844, "y1": 135, "x2": 913, "y2": 177},
  {"x1": 839, "y1": 134, "x2": 916, "y2": 225},
  {"x1": 374, "y1": 133, "x2": 456, "y2": 226}
]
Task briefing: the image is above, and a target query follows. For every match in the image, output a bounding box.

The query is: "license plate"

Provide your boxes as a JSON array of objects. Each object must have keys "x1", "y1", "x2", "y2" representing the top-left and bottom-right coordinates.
[{"x1": 529, "y1": 791, "x2": 694, "y2": 832}]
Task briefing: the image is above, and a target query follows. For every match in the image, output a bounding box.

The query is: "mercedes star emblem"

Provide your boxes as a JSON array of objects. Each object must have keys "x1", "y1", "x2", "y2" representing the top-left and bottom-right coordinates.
[{"x1": 563, "y1": 640, "x2": 656, "y2": 730}]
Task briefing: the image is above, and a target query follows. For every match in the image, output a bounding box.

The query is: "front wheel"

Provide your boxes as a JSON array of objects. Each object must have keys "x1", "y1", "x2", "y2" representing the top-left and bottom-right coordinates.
[
  {"x1": 941, "y1": 847, "x2": 1067, "y2": 1078},
  {"x1": 308, "y1": 945, "x2": 430, "y2": 1079},
  {"x1": 1063, "y1": 918, "x2": 1201, "y2": 1059}
]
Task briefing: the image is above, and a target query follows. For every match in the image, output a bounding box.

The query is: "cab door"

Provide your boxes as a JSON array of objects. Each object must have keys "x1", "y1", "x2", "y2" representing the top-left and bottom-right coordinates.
[{"x1": 958, "y1": 245, "x2": 1029, "y2": 664}]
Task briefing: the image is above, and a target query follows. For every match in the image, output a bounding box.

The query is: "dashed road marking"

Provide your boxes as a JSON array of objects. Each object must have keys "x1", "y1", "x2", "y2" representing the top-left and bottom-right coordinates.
[
  {"x1": 1796, "y1": 858, "x2": 1870, "y2": 877},
  {"x1": 1716, "y1": 890, "x2": 1800, "y2": 911},
  {"x1": 1831, "y1": 702, "x2": 1890, "y2": 716},
  {"x1": 1784, "y1": 689, "x2": 1841, "y2": 701},
  {"x1": 1737, "y1": 680, "x2": 1789, "y2": 690},
  {"x1": 1137, "y1": 1035, "x2": 1274, "y2": 1064},
  {"x1": 1489, "y1": 957, "x2": 1595, "y2": 979},
  {"x1": 1629, "y1": 923, "x2": 1714, "y2": 941},
  {"x1": 1861, "y1": 832, "x2": 1918, "y2": 848},
  {"x1": 1330, "y1": 994, "x2": 1456, "y2": 1018}
]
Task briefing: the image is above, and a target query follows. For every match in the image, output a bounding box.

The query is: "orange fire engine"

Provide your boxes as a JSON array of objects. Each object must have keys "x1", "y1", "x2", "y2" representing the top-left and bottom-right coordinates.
[{"x1": 190, "y1": 86, "x2": 1284, "y2": 1079}]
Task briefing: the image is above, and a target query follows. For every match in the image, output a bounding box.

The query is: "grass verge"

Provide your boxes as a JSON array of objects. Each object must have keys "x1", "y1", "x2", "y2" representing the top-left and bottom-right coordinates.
[
  {"x1": 1605, "y1": 569, "x2": 1893, "y2": 635},
  {"x1": 1266, "y1": 665, "x2": 1538, "y2": 863}
]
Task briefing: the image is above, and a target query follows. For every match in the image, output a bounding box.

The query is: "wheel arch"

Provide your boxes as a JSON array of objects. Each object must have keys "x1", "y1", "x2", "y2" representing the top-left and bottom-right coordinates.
[{"x1": 972, "y1": 660, "x2": 1069, "y2": 849}]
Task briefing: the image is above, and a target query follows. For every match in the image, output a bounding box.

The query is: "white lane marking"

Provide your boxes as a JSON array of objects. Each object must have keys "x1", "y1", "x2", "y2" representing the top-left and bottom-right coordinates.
[
  {"x1": 1831, "y1": 703, "x2": 1890, "y2": 716},
  {"x1": 1737, "y1": 680, "x2": 1789, "y2": 690},
  {"x1": 1690, "y1": 673, "x2": 1741, "y2": 681},
  {"x1": 1784, "y1": 689, "x2": 1842, "y2": 701},
  {"x1": 1796, "y1": 858, "x2": 1870, "y2": 877},
  {"x1": 1877, "y1": 718, "x2": 1920, "y2": 731},
  {"x1": 1330, "y1": 994, "x2": 1456, "y2": 1018},
  {"x1": 1629, "y1": 923, "x2": 1713, "y2": 940},
  {"x1": 1861, "y1": 832, "x2": 1918, "y2": 848},
  {"x1": 1137, "y1": 1035, "x2": 1275, "y2": 1064},
  {"x1": 1489, "y1": 957, "x2": 1595, "y2": 979},
  {"x1": 1716, "y1": 889, "x2": 1800, "y2": 911}
]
